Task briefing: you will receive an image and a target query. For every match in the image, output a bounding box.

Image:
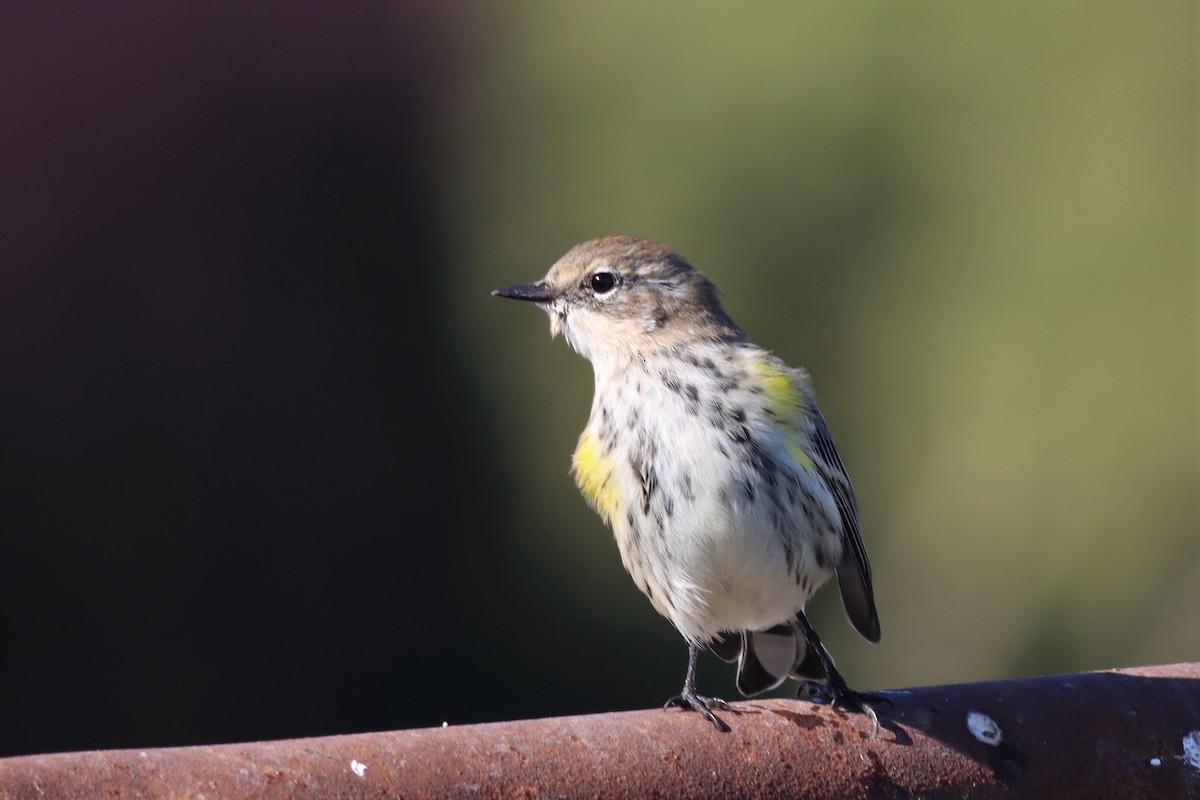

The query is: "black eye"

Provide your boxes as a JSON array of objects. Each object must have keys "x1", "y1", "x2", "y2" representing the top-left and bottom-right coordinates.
[{"x1": 589, "y1": 271, "x2": 617, "y2": 294}]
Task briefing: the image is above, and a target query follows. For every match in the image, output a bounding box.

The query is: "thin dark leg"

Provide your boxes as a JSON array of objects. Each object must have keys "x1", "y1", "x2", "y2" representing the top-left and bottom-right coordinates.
[
  {"x1": 664, "y1": 643, "x2": 731, "y2": 732},
  {"x1": 795, "y1": 611, "x2": 889, "y2": 725}
]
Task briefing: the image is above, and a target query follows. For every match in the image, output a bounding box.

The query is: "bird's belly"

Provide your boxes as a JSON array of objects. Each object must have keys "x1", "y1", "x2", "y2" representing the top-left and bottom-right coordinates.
[
  {"x1": 612, "y1": 420, "x2": 837, "y2": 643},
  {"x1": 659, "y1": 495, "x2": 830, "y2": 641}
]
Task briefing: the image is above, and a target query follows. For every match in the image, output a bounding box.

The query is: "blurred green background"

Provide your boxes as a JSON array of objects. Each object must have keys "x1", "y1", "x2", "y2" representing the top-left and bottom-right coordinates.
[
  {"x1": 452, "y1": 1, "x2": 1196, "y2": 694},
  {"x1": 0, "y1": 0, "x2": 1193, "y2": 756}
]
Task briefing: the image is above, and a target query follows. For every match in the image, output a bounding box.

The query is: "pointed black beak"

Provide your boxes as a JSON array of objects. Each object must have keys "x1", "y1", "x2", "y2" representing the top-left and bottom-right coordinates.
[{"x1": 491, "y1": 281, "x2": 557, "y2": 303}]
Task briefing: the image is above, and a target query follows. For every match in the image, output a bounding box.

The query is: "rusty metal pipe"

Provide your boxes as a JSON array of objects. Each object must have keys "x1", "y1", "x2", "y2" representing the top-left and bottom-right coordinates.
[{"x1": 1, "y1": 662, "x2": 1198, "y2": 798}]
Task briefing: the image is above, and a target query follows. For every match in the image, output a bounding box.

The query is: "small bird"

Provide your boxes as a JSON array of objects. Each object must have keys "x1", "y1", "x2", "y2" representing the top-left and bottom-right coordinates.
[{"x1": 493, "y1": 236, "x2": 882, "y2": 731}]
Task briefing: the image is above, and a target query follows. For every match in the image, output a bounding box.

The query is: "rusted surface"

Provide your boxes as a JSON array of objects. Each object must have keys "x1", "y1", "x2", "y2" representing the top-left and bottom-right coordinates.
[{"x1": 1, "y1": 663, "x2": 1198, "y2": 799}]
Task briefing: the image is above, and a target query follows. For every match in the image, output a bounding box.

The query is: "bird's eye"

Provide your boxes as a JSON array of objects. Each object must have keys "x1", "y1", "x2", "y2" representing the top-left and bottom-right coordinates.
[{"x1": 589, "y1": 271, "x2": 618, "y2": 295}]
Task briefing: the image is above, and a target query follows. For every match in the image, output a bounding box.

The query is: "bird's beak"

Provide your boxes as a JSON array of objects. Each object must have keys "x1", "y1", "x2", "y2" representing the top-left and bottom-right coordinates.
[{"x1": 491, "y1": 281, "x2": 557, "y2": 303}]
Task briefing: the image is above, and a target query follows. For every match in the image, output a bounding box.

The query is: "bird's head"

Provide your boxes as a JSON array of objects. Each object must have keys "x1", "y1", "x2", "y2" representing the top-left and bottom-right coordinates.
[{"x1": 492, "y1": 236, "x2": 743, "y2": 363}]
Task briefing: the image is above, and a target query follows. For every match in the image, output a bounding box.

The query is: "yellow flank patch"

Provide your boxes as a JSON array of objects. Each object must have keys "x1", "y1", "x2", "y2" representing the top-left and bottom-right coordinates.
[
  {"x1": 750, "y1": 356, "x2": 801, "y2": 416},
  {"x1": 573, "y1": 431, "x2": 619, "y2": 525},
  {"x1": 751, "y1": 356, "x2": 816, "y2": 472},
  {"x1": 788, "y1": 440, "x2": 815, "y2": 472}
]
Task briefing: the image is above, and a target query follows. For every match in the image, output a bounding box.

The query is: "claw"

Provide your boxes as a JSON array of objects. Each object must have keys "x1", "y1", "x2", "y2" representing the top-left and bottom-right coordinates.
[
  {"x1": 799, "y1": 681, "x2": 890, "y2": 711},
  {"x1": 665, "y1": 691, "x2": 731, "y2": 732},
  {"x1": 799, "y1": 680, "x2": 890, "y2": 732}
]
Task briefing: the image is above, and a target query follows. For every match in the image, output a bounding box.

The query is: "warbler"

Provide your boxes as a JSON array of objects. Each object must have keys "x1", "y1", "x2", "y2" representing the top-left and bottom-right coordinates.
[{"x1": 493, "y1": 236, "x2": 882, "y2": 731}]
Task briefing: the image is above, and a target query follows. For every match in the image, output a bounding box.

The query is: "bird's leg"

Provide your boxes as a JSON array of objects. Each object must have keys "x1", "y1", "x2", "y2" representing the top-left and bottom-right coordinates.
[
  {"x1": 664, "y1": 642, "x2": 731, "y2": 732},
  {"x1": 794, "y1": 611, "x2": 889, "y2": 726}
]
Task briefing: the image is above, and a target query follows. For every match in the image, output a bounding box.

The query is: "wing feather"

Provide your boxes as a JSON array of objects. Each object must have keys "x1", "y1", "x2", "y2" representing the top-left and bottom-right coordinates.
[{"x1": 810, "y1": 406, "x2": 881, "y2": 643}]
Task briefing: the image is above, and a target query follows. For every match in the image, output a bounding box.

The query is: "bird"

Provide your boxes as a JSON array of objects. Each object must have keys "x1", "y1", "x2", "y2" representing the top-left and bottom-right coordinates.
[{"x1": 492, "y1": 235, "x2": 882, "y2": 731}]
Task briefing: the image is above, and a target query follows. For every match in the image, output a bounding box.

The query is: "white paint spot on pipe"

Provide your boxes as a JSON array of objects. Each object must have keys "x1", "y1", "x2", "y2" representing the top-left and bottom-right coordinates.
[
  {"x1": 966, "y1": 711, "x2": 1003, "y2": 746},
  {"x1": 1181, "y1": 731, "x2": 1200, "y2": 771},
  {"x1": 350, "y1": 760, "x2": 367, "y2": 778}
]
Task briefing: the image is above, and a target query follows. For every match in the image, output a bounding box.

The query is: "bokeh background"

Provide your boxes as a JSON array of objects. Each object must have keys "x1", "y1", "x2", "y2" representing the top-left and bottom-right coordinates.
[{"x1": 0, "y1": 1, "x2": 1194, "y2": 757}]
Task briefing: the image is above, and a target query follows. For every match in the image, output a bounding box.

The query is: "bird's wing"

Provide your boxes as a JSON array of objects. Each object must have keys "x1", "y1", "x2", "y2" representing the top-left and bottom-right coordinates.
[
  {"x1": 749, "y1": 352, "x2": 881, "y2": 643},
  {"x1": 808, "y1": 405, "x2": 882, "y2": 643}
]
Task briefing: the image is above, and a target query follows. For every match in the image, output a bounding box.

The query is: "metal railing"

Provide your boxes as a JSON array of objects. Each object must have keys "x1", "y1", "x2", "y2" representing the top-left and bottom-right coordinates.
[{"x1": 1, "y1": 662, "x2": 1197, "y2": 798}]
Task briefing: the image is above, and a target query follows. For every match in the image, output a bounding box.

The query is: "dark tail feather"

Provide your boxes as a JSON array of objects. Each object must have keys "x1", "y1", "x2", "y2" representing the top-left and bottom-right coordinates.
[
  {"x1": 717, "y1": 615, "x2": 836, "y2": 697},
  {"x1": 734, "y1": 623, "x2": 801, "y2": 696},
  {"x1": 708, "y1": 631, "x2": 742, "y2": 663},
  {"x1": 788, "y1": 628, "x2": 827, "y2": 681}
]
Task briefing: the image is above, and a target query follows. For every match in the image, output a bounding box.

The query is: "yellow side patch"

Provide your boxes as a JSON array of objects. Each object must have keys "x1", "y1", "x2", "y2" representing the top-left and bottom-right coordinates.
[
  {"x1": 788, "y1": 440, "x2": 815, "y2": 472},
  {"x1": 572, "y1": 431, "x2": 619, "y2": 525},
  {"x1": 751, "y1": 356, "x2": 815, "y2": 472},
  {"x1": 750, "y1": 357, "x2": 801, "y2": 415}
]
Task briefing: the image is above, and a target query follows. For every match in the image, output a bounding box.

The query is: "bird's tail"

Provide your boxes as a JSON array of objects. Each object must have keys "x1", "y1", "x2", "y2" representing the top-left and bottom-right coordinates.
[{"x1": 710, "y1": 616, "x2": 828, "y2": 697}]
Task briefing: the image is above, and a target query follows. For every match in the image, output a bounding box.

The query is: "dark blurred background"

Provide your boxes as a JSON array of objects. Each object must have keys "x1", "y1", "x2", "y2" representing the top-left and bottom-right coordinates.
[{"x1": 0, "y1": 2, "x2": 1194, "y2": 757}]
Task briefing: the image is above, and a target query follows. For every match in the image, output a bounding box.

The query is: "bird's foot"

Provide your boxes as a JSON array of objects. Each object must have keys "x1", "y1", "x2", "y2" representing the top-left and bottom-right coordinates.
[
  {"x1": 664, "y1": 691, "x2": 731, "y2": 732},
  {"x1": 798, "y1": 679, "x2": 891, "y2": 729}
]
